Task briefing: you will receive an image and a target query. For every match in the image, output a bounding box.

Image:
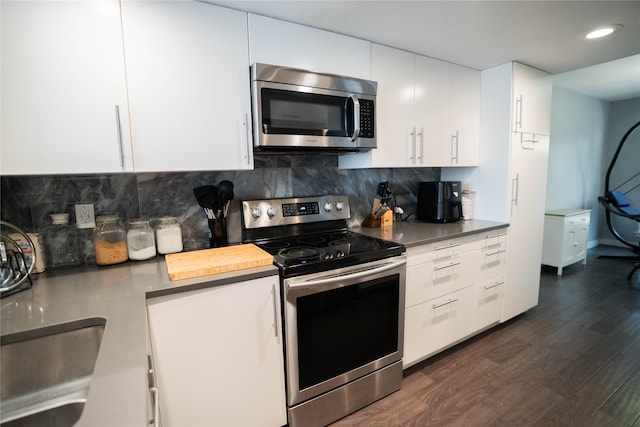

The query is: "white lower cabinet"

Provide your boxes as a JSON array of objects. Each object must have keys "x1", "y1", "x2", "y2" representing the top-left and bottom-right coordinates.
[
  {"x1": 541, "y1": 209, "x2": 591, "y2": 275},
  {"x1": 403, "y1": 228, "x2": 507, "y2": 368},
  {"x1": 146, "y1": 275, "x2": 287, "y2": 427},
  {"x1": 474, "y1": 276, "x2": 505, "y2": 330},
  {"x1": 404, "y1": 287, "x2": 474, "y2": 365}
]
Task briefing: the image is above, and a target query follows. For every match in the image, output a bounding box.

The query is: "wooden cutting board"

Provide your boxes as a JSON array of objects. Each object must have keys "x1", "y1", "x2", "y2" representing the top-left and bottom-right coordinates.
[{"x1": 165, "y1": 244, "x2": 273, "y2": 281}]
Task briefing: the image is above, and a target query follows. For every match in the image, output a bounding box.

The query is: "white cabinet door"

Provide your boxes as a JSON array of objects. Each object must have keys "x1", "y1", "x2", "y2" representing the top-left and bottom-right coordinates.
[
  {"x1": 474, "y1": 276, "x2": 504, "y2": 330},
  {"x1": 404, "y1": 286, "x2": 474, "y2": 368},
  {"x1": 512, "y1": 63, "x2": 552, "y2": 136},
  {"x1": 450, "y1": 64, "x2": 480, "y2": 166},
  {"x1": 122, "y1": 1, "x2": 253, "y2": 172},
  {"x1": 369, "y1": 44, "x2": 415, "y2": 167},
  {"x1": 503, "y1": 134, "x2": 550, "y2": 321},
  {"x1": 339, "y1": 44, "x2": 415, "y2": 169},
  {"x1": 1, "y1": 0, "x2": 133, "y2": 175},
  {"x1": 415, "y1": 55, "x2": 451, "y2": 167},
  {"x1": 147, "y1": 276, "x2": 287, "y2": 427},
  {"x1": 248, "y1": 14, "x2": 371, "y2": 80}
]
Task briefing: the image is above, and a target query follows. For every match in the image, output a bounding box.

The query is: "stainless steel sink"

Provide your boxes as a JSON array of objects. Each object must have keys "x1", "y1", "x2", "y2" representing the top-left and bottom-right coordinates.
[{"x1": 0, "y1": 318, "x2": 106, "y2": 426}]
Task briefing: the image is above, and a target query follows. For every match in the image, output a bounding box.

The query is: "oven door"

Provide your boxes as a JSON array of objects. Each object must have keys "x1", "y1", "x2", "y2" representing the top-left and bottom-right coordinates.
[{"x1": 283, "y1": 256, "x2": 406, "y2": 406}]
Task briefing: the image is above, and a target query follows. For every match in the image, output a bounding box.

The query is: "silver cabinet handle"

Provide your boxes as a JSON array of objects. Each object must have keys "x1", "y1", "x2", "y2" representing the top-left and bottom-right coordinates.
[
  {"x1": 511, "y1": 173, "x2": 520, "y2": 208},
  {"x1": 271, "y1": 284, "x2": 278, "y2": 338},
  {"x1": 417, "y1": 127, "x2": 424, "y2": 164},
  {"x1": 434, "y1": 262, "x2": 461, "y2": 272},
  {"x1": 515, "y1": 94, "x2": 523, "y2": 130},
  {"x1": 484, "y1": 281, "x2": 504, "y2": 290},
  {"x1": 147, "y1": 354, "x2": 159, "y2": 427},
  {"x1": 244, "y1": 113, "x2": 252, "y2": 166},
  {"x1": 485, "y1": 232, "x2": 507, "y2": 239},
  {"x1": 485, "y1": 249, "x2": 507, "y2": 257},
  {"x1": 349, "y1": 94, "x2": 360, "y2": 142},
  {"x1": 433, "y1": 298, "x2": 458, "y2": 309},
  {"x1": 434, "y1": 243, "x2": 460, "y2": 251},
  {"x1": 150, "y1": 387, "x2": 159, "y2": 427},
  {"x1": 114, "y1": 105, "x2": 125, "y2": 169},
  {"x1": 451, "y1": 130, "x2": 459, "y2": 164},
  {"x1": 409, "y1": 127, "x2": 416, "y2": 163}
]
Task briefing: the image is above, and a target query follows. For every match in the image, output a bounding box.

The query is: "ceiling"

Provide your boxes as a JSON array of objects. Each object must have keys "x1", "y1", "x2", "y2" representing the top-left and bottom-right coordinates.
[{"x1": 208, "y1": 0, "x2": 640, "y2": 102}]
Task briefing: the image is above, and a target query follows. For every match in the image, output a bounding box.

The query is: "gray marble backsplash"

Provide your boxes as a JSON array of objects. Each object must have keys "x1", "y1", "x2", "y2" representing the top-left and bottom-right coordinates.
[{"x1": 1, "y1": 154, "x2": 438, "y2": 264}]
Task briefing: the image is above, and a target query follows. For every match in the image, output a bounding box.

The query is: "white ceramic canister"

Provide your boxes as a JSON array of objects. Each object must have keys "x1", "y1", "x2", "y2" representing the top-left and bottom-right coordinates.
[{"x1": 155, "y1": 216, "x2": 183, "y2": 254}]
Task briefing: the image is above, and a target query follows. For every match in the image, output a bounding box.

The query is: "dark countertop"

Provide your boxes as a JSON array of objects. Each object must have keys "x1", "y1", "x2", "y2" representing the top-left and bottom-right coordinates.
[{"x1": 353, "y1": 219, "x2": 509, "y2": 248}]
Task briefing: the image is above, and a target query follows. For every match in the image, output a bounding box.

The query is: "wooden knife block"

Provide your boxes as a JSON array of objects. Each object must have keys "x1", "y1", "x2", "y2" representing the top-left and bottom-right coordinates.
[{"x1": 361, "y1": 210, "x2": 393, "y2": 228}]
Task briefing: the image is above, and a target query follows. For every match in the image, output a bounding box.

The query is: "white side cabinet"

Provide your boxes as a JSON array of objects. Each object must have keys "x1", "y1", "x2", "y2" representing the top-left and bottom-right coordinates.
[
  {"x1": 1, "y1": 0, "x2": 133, "y2": 174},
  {"x1": 121, "y1": 1, "x2": 253, "y2": 172},
  {"x1": 146, "y1": 275, "x2": 287, "y2": 427},
  {"x1": 403, "y1": 229, "x2": 507, "y2": 368},
  {"x1": 542, "y1": 209, "x2": 591, "y2": 275}
]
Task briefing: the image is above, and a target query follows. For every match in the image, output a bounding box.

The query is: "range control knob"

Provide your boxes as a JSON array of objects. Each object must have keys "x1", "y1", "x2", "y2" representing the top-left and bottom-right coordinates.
[
  {"x1": 251, "y1": 207, "x2": 263, "y2": 219},
  {"x1": 266, "y1": 207, "x2": 277, "y2": 217},
  {"x1": 323, "y1": 202, "x2": 333, "y2": 212},
  {"x1": 335, "y1": 201, "x2": 345, "y2": 211}
]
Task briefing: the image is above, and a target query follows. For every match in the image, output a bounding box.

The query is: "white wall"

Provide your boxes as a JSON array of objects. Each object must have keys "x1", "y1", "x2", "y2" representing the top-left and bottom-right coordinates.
[
  {"x1": 546, "y1": 87, "x2": 610, "y2": 247},
  {"x1": 598, "y1": 97, "x2": 640, "y2": 246}
]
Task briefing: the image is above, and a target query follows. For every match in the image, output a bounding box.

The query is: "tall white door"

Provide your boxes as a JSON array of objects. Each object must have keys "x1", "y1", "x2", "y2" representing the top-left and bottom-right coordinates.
[{"x1": 503, "y1": 134, "x2": 550, "y2": 321}]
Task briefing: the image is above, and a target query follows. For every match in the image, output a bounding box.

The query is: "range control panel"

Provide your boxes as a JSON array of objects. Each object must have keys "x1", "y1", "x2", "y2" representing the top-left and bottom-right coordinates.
[{"x1": 242, "y1": 195, "x2": 350, "y2": 229}]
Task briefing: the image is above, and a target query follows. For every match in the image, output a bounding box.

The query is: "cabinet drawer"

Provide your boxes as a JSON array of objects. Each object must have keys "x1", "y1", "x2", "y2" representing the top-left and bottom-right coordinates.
[
  {"x1": 406, "y1": 250, "x2": 480, "y2": 307},
  {"x1": 474, "y1": 276, "x2": 504, "y2": 330},
  {"x1": 481, "y1": 230, "x2": 508, "y2": 250},
  {"x1": 406, "y1": 233, "x2": 484, "y2": 266},
  {"x1": 564, "y1": 213, "x2": 590, "y2": 231},
  {"x1": 478, "y1": 247, "x2": 507, "y2": 281},
  {"x1": 403, "y1": 286, "x2": 474, "y2": 367}
]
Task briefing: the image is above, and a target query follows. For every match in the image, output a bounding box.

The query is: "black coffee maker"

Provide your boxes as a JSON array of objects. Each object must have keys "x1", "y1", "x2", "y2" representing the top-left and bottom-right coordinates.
[{"x1": 417, "y1": 181, "x2": 463, "y2": 223}]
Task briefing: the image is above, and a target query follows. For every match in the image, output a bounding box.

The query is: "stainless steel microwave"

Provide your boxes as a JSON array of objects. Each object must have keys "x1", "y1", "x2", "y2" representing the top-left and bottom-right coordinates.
[{"x1": 250, "y1": 63, "x2": 377, "y2": 152}]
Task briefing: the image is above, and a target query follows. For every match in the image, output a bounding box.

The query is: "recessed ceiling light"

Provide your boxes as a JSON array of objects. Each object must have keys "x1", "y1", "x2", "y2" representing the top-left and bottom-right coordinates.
[{"x1": 585, "y1": 24, "x2": 623, "y2": 39}]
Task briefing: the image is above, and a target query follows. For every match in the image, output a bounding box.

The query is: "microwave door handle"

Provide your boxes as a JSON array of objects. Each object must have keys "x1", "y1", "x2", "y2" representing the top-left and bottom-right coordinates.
[{"x1": 349, "y1": 94, "x2": 360, "y2": 141}]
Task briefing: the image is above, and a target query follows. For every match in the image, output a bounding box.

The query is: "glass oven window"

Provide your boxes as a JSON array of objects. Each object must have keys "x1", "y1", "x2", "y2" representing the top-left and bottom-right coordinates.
[
  {"x1": 296, "y1": 275, "x2": 400, "y2": 390},
  {"x1": 261, "y1": 88, "x2": 354, "y2": 137}
]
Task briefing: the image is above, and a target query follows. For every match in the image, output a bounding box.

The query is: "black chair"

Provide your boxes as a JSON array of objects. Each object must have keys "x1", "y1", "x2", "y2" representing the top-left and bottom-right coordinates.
[{"x1": 598, "y1": 120, "x2": 640, "y2": 284}]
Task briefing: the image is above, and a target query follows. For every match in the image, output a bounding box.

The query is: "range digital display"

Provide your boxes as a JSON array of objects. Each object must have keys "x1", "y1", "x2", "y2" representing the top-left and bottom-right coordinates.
[{"x1": 282, "y1": 202, "x2": 320, "y2": 217}]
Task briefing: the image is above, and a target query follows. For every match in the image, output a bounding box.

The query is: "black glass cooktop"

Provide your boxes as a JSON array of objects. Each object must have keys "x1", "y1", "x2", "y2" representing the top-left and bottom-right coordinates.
[{"x1": 254, "y1": 230, "x2": 404, "y2": 277}]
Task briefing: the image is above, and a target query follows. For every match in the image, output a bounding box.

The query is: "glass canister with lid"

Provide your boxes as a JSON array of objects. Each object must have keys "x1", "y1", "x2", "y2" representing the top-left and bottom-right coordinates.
[
  {"x1": 41, "y1": 213, "x2": 82, "y2": 268},
  {"x1": 155, "y1": 216, "x2": 183, "y2": 254},
  {"x1": 127, "y1": 218, "x2": 156, "y2": 261},
  {"x1": 93, "y1": 215, "x2": 128, "y2": 266}
]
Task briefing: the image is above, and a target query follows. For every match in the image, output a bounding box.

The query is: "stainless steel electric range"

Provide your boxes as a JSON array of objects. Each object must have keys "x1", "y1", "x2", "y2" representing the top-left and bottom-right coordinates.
[{"x1": 242, "y1": 195, "x2": 406, "y2": 427}]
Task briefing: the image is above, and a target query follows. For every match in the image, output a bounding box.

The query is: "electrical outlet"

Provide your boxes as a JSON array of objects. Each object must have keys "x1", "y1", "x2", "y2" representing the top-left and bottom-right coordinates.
[{"x1": 75, "y1": 204, "x2": 96, "y2": 229}]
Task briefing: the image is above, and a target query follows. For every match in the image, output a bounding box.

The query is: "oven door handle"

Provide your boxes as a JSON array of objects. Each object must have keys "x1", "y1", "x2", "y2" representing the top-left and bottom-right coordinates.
[{"x1": 287, "y1": 259, "x2": 406, "y2": 291}]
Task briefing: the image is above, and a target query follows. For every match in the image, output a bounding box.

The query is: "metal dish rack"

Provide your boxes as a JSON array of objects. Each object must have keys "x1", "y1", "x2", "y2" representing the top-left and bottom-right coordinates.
[{"x1": 1, "y1": 221, "x2": 36, "y2": 297}]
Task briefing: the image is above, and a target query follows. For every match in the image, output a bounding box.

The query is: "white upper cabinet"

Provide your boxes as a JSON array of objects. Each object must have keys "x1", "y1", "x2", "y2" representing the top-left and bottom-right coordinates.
[
  {"x1": 1, "y1": 0, "x2": 133, "y2": 175},
  {"x1": 121, "y1": 1, "x2": 253, "y2": 172},
  {"x1": 248, "y1": 14, "x2": 371, "y2": 80},
  {"x1": 512, "y1": 62, "x2": 552, "y2": 136},
  {"x1": 339, "y1": 44, "x2": 480, "y2": 169},
  {"x1": 450, "y1": 65, "x2": 480, "y2": 166},
  {"x1": 415, "y1": 55, "x2": 451, "y2": 166}
]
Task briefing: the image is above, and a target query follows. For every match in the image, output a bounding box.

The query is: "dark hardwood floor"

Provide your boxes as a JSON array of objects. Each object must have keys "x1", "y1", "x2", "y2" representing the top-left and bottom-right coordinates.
[{"x1": 331, "y1": 245, "x2": 640, "y2": 426}]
